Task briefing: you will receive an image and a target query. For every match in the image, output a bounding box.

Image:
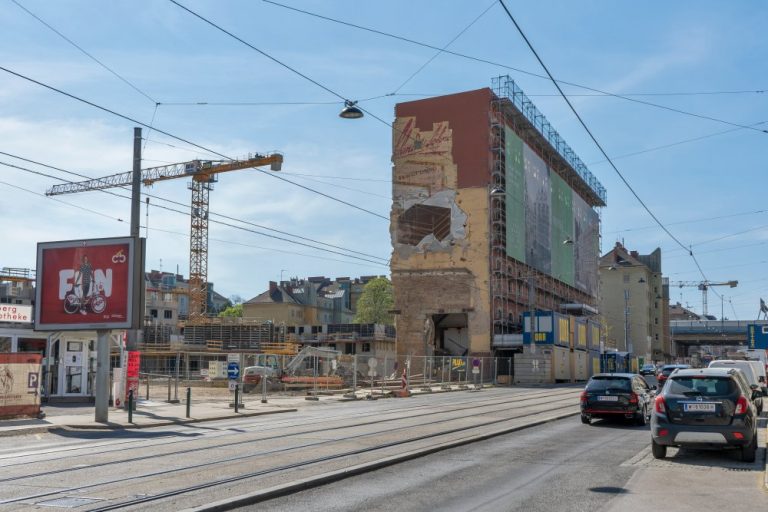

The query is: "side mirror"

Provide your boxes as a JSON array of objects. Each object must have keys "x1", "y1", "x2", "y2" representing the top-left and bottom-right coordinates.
[
  {"x1": 651, "y1": 385, "x2": 657, "y2": 391},
  {"x1": 750, "y1": 384, "x2": 759, "y2": 391},
  {"x1": 752, "y1": 390, "x2": 763, "y2": 401}
]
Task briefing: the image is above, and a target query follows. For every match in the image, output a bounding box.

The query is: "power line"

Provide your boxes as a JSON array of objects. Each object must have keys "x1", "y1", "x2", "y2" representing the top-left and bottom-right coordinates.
[
  {"x1": 263, "y1": 0, "x2": 768, "y2": 135},
  {"x1": 497, "y1": 0, "x2": 722, "y2": 300},
  {"x1": 390, "y1": 0, "x2": 497, "y2": 95},
  {"x1": 0, "y1": 152, "x2": 390, "y2": 263},
  {"x1": 10, "y1": 0, "x2": 158, "y2": 105},
  {"x1": 0, "y1": 64, "x2": 389, "y2": 221},
  {"x1": 605, "y1": 208, "x2": 768, "y2": 235}
]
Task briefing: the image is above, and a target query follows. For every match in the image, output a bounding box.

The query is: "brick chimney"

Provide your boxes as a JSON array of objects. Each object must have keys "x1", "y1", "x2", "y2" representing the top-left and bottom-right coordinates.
[{"x1": 269, "y1": 281, "x2": 278, "y2": 293}]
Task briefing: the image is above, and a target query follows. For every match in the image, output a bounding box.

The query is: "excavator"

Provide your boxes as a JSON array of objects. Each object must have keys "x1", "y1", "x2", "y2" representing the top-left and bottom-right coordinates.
[{"x1": 242, "y1": 346, "x2": 343, "y2": 392}]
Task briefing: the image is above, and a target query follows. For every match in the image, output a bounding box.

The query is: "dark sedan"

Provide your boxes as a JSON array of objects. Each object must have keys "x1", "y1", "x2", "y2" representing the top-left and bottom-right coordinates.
[
  {"x1": 651, "y1": 367, "x2": 760, "y2": 462},
  {"x1": 580, "y1": 373, "x2": 655, "y2": 425},
  {"x1": 656, "y1": 364, "x2": 691, "y2": 387}
]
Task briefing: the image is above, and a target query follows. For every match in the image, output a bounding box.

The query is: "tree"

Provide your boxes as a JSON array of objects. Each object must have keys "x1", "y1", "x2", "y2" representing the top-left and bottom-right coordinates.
[
  {"x1": 219, "y1": 303, "x2": 243, "y2": 318},
  {"x1": 354, "y1": 277, "x2": 394, "y2": 324}
]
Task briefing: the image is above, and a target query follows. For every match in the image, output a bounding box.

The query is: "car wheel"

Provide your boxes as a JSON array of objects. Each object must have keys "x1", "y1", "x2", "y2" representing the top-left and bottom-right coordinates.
[
  {"x1": 740, "y1": 435, "x2": 757, "y2": 463},
  {"x1": 651, "y1": 439, "x2": 666, "y2": 459},
  {"x1": 635, "y1": 405, "x2": 647, "y2": 426},
  {"x1": 580, "y1": 414, "x2": 591, "y2": 425}
]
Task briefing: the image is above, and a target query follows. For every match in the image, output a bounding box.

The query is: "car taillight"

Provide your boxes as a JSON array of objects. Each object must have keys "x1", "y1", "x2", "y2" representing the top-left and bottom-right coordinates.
[
  {"x1": 629, "y1": 392, "x2": 638, "y2": 404},
  {"x1": 580, "y1": 391, "x2": 588, "y2": 403},
  {"x1": 654, "y1": 395, "x2": 666, "y2": 414},
  {"x1": 735, "y1": 396, "x2": 749, "y2": 415}
]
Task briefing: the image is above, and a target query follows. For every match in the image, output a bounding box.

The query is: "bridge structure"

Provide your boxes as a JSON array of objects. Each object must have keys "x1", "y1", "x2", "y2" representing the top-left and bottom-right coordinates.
[{"x1": 671, "y1": 319, "x2": 768, "y2": 356}]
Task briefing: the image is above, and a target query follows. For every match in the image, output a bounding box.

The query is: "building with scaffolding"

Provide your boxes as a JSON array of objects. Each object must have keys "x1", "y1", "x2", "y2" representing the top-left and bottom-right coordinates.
[{"x1": 390, "y1": 76, "x2": 606, "y2": 372}]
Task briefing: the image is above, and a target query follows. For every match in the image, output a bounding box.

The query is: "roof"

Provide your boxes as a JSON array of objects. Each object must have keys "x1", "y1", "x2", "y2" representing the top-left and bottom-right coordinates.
[
  {"x1": 245, "y1": 287, "x2": 301, "y2": 305},
  {"x1": 672, "y1": 367, "x2": 737, "y2": 377},
  {"x1": 590, "y1": 373, "x2": 637, "y2": 379}
]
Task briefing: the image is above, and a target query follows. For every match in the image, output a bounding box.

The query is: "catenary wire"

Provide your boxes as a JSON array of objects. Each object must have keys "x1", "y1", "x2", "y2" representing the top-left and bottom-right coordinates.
[
  {"x1": 389, "y1": 0, "x2": 497, "y2": 95},
  {"x1": 497, "y1": 0, "x2": 724, "y2": 302},
  {"x1": 0, "y1": 154, "x2": 390, "y2": 265},
  {"x1": 0, "y1": 65, "x2": 389, "y2": 221},
  {"x1": 262, "y1": 0, "x2": 768, "y2": 135}
]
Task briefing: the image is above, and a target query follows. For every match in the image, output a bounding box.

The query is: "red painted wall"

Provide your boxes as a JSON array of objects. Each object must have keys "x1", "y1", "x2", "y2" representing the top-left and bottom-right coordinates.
[{"x1": 395, "y1": 88, "x2": 492, "y2": 189}]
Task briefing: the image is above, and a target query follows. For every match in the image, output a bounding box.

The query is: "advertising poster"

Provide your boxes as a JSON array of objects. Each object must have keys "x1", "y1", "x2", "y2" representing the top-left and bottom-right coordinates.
[
  {"x1": 126, "y1": 351, "x2": 141, "y2": 406},
  {"x1": 35, "y1": 237, "x2": 136, "y2": 331},
  {"x1": 0, "y1": 353, "x2": 42, "y2": 419}
]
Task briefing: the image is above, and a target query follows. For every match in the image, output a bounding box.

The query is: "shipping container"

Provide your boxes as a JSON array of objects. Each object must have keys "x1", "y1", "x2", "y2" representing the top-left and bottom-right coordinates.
[
  {"x1": 588, "y1": 350, "x2": 601, "y2": 377},
  {"x1": 587, "y1": 320, "x2": 601, "y2": 351},
  {"x1": 553, "y1": 345, "x2": 570, "y2": 381},
  {"x1": 553, "y1": 312, "x2": 570, "y2": 348},
  {"x1": 523, "y1": 311, "x2": 554, "y2": 345},
  {"x1": 514, "y1": 344, "x2": 554, "y2": 384},
  {"x1": 573, "y1": 349, "x2": 589, "y2": 381},
  {"x1": 574, "y1": 318, "x2": 588, "y2": 350}
]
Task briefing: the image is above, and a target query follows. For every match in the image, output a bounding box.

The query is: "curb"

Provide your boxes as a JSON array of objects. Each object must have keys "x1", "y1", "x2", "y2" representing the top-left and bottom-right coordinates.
[
  {"x1": 0, "y1": 408, "x2": 298, "y2": 436},
  {"x1": 181, "y1": 409, "x2": 581, "y2": 512}
]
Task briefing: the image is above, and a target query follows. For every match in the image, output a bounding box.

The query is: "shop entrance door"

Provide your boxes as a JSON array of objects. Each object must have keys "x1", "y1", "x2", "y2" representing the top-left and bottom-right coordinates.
[{"x1": 59, "y1": 340, "x2": 87, "y2": 395}]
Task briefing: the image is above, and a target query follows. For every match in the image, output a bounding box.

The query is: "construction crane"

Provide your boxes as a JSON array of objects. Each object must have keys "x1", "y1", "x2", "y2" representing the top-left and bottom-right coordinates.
[
  {"x1": 47, "y1": 152, "x2": 283, "y2": 325},
  {"x1": 671, "y1": 280, "x2": 738, "y2": 317}
]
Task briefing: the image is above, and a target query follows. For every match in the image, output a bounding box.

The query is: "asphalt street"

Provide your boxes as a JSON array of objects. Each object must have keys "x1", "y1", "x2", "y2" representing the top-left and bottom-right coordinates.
[{"x1": 254, "y1": 414, "x2": 768, "y2": 512}]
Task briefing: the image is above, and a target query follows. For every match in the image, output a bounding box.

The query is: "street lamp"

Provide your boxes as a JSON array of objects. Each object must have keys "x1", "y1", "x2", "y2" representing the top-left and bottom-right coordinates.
[{"x1": 339, "y1": 100, "x2": 364, "y2": 119}]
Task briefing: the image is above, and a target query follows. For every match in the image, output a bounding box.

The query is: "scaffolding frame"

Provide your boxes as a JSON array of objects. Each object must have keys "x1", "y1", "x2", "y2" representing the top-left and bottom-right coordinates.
[{"x1": 490, "y1": 76, "x2": 602, "y2": 338}]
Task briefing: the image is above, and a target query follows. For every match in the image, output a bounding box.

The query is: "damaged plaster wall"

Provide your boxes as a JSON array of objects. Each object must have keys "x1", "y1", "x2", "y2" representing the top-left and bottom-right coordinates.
[{"x1": 391, "y1": 116, "x2": 490, "y2": 357}]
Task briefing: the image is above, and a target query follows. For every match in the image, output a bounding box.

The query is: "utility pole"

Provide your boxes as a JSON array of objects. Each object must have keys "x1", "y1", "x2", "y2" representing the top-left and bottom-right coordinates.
[
  {"x1": 127, "y1": 127, "x2": 142, "y2": 352},
  {"x1": 528, "y1": 276, "x2": 536, "y2": 354},
  {"x1": 624, "y1": 289, "x2": 631, "y2": 354}
]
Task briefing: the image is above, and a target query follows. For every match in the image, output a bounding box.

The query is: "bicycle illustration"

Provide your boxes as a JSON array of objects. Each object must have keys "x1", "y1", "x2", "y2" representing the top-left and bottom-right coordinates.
[{"x1": 63, "y1": 283, "x2": 107, "y2": 315}]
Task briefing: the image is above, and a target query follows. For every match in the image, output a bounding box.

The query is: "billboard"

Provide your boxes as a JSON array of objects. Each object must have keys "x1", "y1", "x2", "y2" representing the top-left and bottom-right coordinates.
[
  {"x1": 35, "y1": 237, "x2": 143, "y2": 331},
  {"x1": 504, "y1": 127, "x2": 599, "y2": 296}
]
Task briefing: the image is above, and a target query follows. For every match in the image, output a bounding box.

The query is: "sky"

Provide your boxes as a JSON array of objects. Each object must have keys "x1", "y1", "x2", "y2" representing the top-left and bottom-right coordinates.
[{"x1": 0, "y1": 1, "x2": 766, "y2": 319}]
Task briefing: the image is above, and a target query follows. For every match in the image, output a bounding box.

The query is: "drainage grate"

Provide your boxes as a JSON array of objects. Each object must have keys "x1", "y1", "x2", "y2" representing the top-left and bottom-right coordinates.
[{"x1": 36, "y1": 496, "x2": 103, "y2": 508}]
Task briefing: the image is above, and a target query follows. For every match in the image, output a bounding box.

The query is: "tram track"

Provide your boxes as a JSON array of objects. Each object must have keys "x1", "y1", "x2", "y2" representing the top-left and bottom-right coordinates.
[
  {"x1": 0, "y1": 387, "x2": 580, "y2": 469},
  {"x1": 0, "y1": 391, "x2": 580, "y2": 509}
]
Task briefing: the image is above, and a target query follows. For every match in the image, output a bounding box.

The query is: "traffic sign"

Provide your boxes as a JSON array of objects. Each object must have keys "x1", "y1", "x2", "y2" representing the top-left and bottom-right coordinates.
[
  {"x1": 367, "y1": 357, "x2": 378, "y2": 369},
  {"x1": 472, "y1": 358, "x2": 480, "y2": 368},
  {"x1": 228, "y1": 380, "x2": 237, "y2": 391},
  {"x1": 227, "y1": 362, "x2": 240, "y2": 380}
]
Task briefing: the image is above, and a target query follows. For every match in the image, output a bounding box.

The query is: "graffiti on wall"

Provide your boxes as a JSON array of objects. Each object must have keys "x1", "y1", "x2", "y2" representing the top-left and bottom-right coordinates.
[{"x1": 391, "y1": 117, "x2": 467, "y2": 257}]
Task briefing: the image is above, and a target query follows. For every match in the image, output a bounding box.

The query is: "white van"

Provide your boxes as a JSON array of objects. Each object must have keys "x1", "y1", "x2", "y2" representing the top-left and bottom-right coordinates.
[
  {"x1": 745, "y1": 360, "x2": 767, "y2": 395},
  {"x1": 708, "y1": 360, "x2": 763, "y2": 414}
]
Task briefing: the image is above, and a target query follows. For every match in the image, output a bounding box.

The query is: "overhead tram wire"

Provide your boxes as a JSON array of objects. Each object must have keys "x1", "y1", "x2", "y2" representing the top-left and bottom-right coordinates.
[
  {"x1": 0, "y1": 153, "x2": 390, "y2": 265},
  {"x1": 388, "y1": 0, "x2": 497, "y2": 95},
  {"x1": 0, "y1": 65, "x2": 389, "y2": 222},
  {"x1": 262, "y1": 0, "x2": 768, "y2": 136},
  {"x1": 605, "y1": 208, "x2": 768, "y2": 235},
  {"x1": 496, "y1": 0, "x2": 721, "y2": 297}
]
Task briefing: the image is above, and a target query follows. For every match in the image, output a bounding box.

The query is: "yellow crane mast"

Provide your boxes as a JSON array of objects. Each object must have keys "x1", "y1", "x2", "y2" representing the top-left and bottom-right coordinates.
[{"x1": 47, "y1": 152, "x2": 283, "y2": 325}]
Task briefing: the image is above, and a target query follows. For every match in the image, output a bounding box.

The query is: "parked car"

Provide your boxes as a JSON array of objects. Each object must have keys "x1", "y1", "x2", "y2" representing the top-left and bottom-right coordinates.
[
  {"x1": 744, "y1": 360, "x2": 768, "y2": 397},
  {"x1": 580, "y1": 373, "x2": 655, "y2": 425},
  {"x1": 639, "y1": 364, "x2": 657, "y2": 376},
  {"x1": 656, "y1": 364, "x2": 691, "y2": 387},
  {"x1": 708, "y1": 360, "x2": 763, "y2": 414},
  {"x1": 651, "y1": 367, "x2": 760, "y2": 462}
]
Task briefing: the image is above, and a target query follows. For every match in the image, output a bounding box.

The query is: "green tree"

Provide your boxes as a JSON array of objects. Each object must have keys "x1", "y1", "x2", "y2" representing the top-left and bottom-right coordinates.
[
  {"x1": 219, "y1": 303, "x2": 243, "y2": 318},
  {"x1": 354, "y1": 277, "x2": 394, "y2": 324}
]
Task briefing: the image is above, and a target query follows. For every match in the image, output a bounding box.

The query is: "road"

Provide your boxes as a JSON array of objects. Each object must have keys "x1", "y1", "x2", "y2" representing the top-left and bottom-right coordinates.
[
  {"x1": 0, "y1": 386, "x2": 764, "y2": 511},
  {"x1": 257, "y1": 415, "x2": 768, "y2": 512}
]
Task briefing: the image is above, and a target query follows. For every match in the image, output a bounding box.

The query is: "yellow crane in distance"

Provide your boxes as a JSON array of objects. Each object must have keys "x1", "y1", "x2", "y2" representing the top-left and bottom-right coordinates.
[
  {"x1": 47, "y1": 152, "x2": 283, "y2": 325},
  {"x1": 670, "y1": 280, "x2": 738, "y2": 318}
]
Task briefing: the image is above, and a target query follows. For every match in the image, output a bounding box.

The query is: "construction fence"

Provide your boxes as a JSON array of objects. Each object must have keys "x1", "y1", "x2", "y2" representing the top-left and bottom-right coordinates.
[{"x1": 116, "y1": 353, "x2": 514, "y2": 404}]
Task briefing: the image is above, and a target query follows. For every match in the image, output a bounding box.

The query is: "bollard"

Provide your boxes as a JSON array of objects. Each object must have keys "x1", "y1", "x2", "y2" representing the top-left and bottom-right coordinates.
[
  {"x1": 234, "y1": 384, "x2": 240, "y2": 413},
  {"x1": 167, "y1": 377, "x2": 171, "y2": 403},
  {"x1": 128, "y1": 389, "x2": 134, "y2": 423},
  {"x1": 146, "y1": 374, "x2": 150, "y2": 401},
  {"x1": 186, "y1": 387, "x2": 191, "y2": 418},
  {"x1": 261, "y1": 373, "x2": 267, "y2": 404}
]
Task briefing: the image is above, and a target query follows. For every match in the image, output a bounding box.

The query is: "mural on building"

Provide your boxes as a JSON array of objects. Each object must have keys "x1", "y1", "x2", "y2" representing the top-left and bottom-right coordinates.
[{"x1": 391, "y1": 117, "x2": 468, "y2": 257}]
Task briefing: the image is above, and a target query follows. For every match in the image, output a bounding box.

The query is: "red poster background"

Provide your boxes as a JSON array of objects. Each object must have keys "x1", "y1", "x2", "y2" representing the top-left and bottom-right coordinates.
[{"x1": 38, "y1": 242, "x2": 131, "y2": 326}]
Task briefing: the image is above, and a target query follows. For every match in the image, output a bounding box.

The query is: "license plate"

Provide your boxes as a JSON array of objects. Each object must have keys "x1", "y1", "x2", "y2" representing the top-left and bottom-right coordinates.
[
  {"x1": 684, "y1": 403, "x2": 716, "y2": 412},
  {"x1": 597, "y1": 395, "x2": 619, "y2": 402}
]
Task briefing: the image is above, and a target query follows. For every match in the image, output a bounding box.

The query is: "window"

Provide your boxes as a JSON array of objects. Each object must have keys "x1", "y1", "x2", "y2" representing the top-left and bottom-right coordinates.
[
  {"x1": 164, "y1": 310, "x2": 173, "y2": 319},
  {"x1": 150, "y1": 309, "x2": 158, "y2": 318},
  {"x1": 345, "y1": 343, "x2": 355, "y2": 355},
  {"x1": 362, "y1": 342, "x2": 371, "y2": 353}
]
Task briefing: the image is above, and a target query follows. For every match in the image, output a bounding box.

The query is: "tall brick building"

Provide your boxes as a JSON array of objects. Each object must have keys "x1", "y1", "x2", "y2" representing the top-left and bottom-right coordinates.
[{"x1": 390, "y1": 76, "x2": 606, "y2": 360}]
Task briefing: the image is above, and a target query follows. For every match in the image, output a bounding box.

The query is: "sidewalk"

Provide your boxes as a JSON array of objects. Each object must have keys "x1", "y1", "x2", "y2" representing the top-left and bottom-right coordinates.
[
  {"x1": 0, "y1": 397, "x2": 309, "y2": 436},
  {"x1": 0, "y1": 383, "x2": 494, "y2": 436}
]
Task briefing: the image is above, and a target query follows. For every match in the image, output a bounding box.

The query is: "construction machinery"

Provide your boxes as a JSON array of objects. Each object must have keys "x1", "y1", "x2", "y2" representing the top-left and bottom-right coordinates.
[
  {"x1": 246, "y1": 345, "x2": 343, "y2": 390},
  {"x1": 671, "y1": 280, "x2": 738, "y2": 317},
  {"x1": 47, "y1": 152, "x2": 283, "y2": 325}
]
